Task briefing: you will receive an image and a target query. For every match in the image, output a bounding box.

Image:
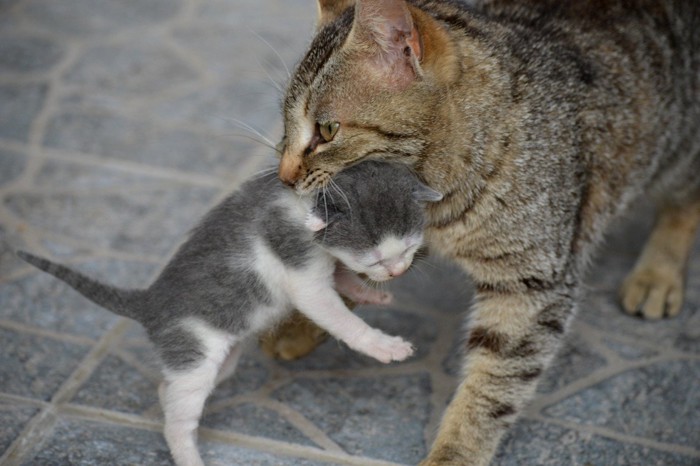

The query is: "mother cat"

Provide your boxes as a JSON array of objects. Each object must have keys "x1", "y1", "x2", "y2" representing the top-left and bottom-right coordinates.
[{"x1": 273, "y1": 0, "x2": 700, "y2": 464}]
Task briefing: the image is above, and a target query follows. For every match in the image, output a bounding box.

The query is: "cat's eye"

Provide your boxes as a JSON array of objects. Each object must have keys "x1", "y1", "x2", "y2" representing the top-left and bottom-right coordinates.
[{"x1": 319, "y1": 121, "x2": 340, "y2": 142}]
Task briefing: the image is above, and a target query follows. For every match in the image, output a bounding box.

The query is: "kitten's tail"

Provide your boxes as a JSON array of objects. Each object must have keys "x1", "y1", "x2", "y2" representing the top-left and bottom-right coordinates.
[{"x1": 17, "y1": 251, "x2": 143, "y2": 320}]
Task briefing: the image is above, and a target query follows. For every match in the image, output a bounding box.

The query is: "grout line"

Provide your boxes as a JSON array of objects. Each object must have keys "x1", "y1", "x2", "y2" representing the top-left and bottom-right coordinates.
[
  {"x1": 57, "y1": 403, "x2": 405, "y2": 466},
  {"x1": 0, "y1": 320, "x2": 96, "y2": 347},
  {"x1": 529, "y1": 413, "x2": 700, "y2": 458},
  {"x1": 0, "y1": 393, "x2": 49, "y2": 410},
  {"x1": 0, "y1": 408, "x2": 58, "y2": 466}
]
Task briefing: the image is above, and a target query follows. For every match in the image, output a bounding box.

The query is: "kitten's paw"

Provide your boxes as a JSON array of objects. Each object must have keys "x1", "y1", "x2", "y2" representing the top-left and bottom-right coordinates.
[
  {"x1": 355, "y1": 328, "x2": 414, "y2": 363},
  {"x1": 356, "y1": 290, "x2": 393, "y2": 305},
  {"x1": 620, "y1": 264, "x2": 684, "y2": 319}
]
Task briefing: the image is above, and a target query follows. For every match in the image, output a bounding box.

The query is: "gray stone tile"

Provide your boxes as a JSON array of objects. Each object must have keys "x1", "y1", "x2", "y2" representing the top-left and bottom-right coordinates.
[
  {"x1": 202, "y1": 403, "x2": 315, "y2": 447},
  {"x1": 4, "y1": 184, "x2": 218, "y2": 257},
  {"x1": 580, "y1": 291, "x2": 700, "y2": 355},
  {"x1": 171, "y1": 21, "x2": 307, "y2": 81},
  {"x1": 0, "y1": 224, "x2": 30, "y2": 277},
  {"x1": 0, "y1": 259, "x2": 155, "y2": 339},
  {"x1": 0, "y1": 35, "x2": 64, "y2": 73},
  {"x1": 493, "y1": 419, "x2": 699, "y2": 466},
  {"x1": 43, "y1": 111, "x2": 257, "y2": 176},
  {"x1": 602, "y1": 338, "x2": 659, "y2": 360},
  {"x1": 0, "y1": 402, "x2": 39, "y2": 454},
  {"x1": 0, "y1": 147, "x2": 27, "y2": 186},
  {"x1": 23, "y1": 418, "x2": 331, "y2": 466},
  {"x1": 33, "y1": 158, "x2": 176, "y2": 190},
  {"x1": 0, "y1": 327, "x2": 90, "y2": 401},
  {"x1": 147, "y1": 80, "x2": 283, "y2": 141},
  {"x1": 62, "y1": 37, "x2": 198, "y2": 99},
  {"x1": 390, "y1": 255, "x2": 472, "y2": 314},
  {"x1": 22, "y1": 0, "x2": 182, "y2": 37},
  {"x1": 278, "y1": 307, "x2": 439, "y2": 371},
  {"x1": 543, "y1": 360, "x2": 700, "y2": 447},
  {"x1": 273, "y1": 374, "x2": 431, "y2": 464},
  {"x1": 0, "y1": 83, "x2": 47, "y2": 142},
  {"x1": 71, "y1": 354, "x2": 159, "y2": 415},
  {"x1": 537, "y1": 332, "x2": 608, "y2": 394}
]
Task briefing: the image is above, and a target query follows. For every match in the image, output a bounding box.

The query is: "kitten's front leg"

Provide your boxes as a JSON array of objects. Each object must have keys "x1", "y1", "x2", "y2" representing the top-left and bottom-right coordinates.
[
  {"x1": 422, "y1": 282, "x2": 575, "y2": 466},
  {"x1": 290, "y1": 283, "x2": 413, "y2": 363},
  {"x1": 334, "y1": 264, "x2": 393, "y2": 305}
]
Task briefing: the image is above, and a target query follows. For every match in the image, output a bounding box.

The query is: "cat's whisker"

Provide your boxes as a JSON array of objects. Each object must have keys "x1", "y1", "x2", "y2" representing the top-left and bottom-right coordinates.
[
  {"x1": 228, "y1": 132, "x2": 281, "y2": 154},
  {"x1": 247, "y1": 26, "x2": 291, "y2": 79},
  {"x1": 254, "y1": 56, "x2": 285, "y2": 95},
  {"x1": 224, "y1": 117, "x2": 278, "y2": 149}
]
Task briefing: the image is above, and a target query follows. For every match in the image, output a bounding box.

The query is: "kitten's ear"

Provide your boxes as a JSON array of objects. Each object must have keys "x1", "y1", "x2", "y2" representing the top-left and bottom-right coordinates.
[
  {"x1": 348, "y1": 0, "x2": 423, "y2": 87},
  {"x1": 413, "y1": 183, "x2": 443, "y2": 202},
  {"x1": 305, "y1": 212, "x2": 328, "y2": 232},
  {"x1": 316, "y1": 0, "x2": 355, "y2": 30}
]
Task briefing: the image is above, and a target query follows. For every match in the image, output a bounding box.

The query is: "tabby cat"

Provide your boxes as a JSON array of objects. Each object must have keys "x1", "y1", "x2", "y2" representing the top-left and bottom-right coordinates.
[{"x1": 269, "y1": 0, "x2": 700, "y2": 464}]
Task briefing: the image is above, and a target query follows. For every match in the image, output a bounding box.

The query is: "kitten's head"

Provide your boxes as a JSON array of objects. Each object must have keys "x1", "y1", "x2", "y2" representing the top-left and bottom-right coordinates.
[
  {"x1": 278, "y1": 0, "x2": 459, "y2": 192},
  {"x1": 304, "y1": 161, "x2": 442, "y2": 281}
]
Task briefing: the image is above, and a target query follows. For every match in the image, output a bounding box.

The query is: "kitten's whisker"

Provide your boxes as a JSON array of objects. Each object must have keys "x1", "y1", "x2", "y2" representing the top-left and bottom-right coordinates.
[
  {"x1": 328, "y1": 179, "x2": 352, "y2": 220},
  {"x1": 247, "y1": 27, "x2": 291, "y2": 79}
]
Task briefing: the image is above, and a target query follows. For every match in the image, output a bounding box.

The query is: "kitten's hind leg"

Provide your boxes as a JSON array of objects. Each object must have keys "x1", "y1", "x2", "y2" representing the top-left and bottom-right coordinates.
[
  {"x1": 160, "y1": 323, "x2": 237, "y2": 466},
  {"x1": 620, "y1": 198, "x2": 700, "y2": 319}
]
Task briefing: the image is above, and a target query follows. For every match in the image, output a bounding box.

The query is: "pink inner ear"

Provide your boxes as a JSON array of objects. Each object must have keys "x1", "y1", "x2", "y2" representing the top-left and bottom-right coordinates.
[
  {"x1": 305, "y1": 213, "x2": 328, "y2": 232},
  {"x1": 352, "y1": 0, "x2": 422, "y2": 87}
]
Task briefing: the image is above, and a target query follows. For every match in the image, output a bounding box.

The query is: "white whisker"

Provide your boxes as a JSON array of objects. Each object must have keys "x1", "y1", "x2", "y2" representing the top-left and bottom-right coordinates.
[{"x1": 247, "y1": 27, "x2": 291, "y2": 79}]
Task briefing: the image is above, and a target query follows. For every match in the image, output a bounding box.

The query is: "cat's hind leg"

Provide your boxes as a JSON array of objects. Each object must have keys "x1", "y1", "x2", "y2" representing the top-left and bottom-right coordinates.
[
  {"x1": 159, "y1": 321, "x2": 237, "y2": 466},
  {"x1": 620, "y1": 198, "x2": 700, "y2": 319}
]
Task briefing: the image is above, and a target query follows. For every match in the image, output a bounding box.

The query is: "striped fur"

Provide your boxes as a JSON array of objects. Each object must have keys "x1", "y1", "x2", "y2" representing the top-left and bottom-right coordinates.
[{"x1": 274, "y1": 1, "x2": 700, "y2": 464}]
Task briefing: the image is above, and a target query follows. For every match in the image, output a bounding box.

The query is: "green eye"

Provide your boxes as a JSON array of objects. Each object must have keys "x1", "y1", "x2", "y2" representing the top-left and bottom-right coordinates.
[{"x1": 319, "y1": 121, "x2": 340, "y2": 142}]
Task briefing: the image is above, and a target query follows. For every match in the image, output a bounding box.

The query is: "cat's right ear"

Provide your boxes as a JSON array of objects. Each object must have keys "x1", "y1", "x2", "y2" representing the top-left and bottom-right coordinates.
[
  {"x1": 346, "y1": 0, "x2": 423, "y2": 89},
  {"x1": 316, "y1": 0, "x2": 355, "y2": 30}
]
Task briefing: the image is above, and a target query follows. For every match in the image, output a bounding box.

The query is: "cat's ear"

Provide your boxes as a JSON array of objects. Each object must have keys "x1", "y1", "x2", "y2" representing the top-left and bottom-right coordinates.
[
  {"x1": 316, "y1": 0, "x2": 355, "y2": 30},
  {"x1": 305, "y1": 212, "x2": 329, "y2": 232},
  {"x1": 347, "y1": 0, "x2": 423, "y2": 87},
  {"x1": 412, "y1": 183, "x2": 443, "y2": 202}
]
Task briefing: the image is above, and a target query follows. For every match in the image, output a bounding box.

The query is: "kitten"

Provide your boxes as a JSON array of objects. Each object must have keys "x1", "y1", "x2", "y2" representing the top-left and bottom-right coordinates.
[
  {"x1": 271, "y1": 1, "x2": 700, "y2": 465},
  {"x1": 18, "y1": 161, "x2": 442, "y2": 466}
]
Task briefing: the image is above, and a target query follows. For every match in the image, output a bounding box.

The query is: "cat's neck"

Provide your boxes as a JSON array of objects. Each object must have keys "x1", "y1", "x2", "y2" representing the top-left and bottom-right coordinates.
[{"x1": 415, "y1": 11, "x2": 520, "y2": 221}]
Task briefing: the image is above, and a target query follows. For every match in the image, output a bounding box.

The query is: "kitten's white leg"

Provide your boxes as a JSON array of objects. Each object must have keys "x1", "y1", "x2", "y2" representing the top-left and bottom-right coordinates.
[
  {"x1": 290, "y1": 282, "x2": 412, "y2": 363},
  {"x1": 334, "y1": 265, "x2": 393, "y2": 305},
  {"x1": 215, "y1": 342, "x2": 243, "y2": 386},
  {"x1": 161, "y1": 321, "x2": 237, "y2": 466}
]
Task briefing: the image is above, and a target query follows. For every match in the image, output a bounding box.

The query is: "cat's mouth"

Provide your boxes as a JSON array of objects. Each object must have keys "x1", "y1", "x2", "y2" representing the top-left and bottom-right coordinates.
[{"x1": 297, "y1": 169, "x2": 334, "y2": 194}]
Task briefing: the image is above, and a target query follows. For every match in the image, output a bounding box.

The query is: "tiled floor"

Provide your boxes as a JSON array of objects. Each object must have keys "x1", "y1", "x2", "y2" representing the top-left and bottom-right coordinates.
[{"x1": 0, "y1": 0, "x2": 698, "y2": 465}]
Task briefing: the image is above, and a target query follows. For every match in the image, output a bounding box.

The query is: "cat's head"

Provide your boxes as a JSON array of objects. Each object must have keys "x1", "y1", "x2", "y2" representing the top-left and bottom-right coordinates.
[
  {"x1": 304, "y1": 161, "x2": 442, "y2": 281},
  {"x1": 278, "y1": 0, "x2": 459, "y2": 192}
]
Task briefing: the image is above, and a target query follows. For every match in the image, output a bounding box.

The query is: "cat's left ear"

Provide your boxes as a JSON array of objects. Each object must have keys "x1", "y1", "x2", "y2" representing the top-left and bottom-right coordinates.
[
  {"x1": 305, "y1": 212, "x2": 329, "y2": 232},
  {"x1": 348, "y1": 0, "x2": 423, "y2": 87},
  {"x1": 412, "y1": 183, "x2": 443, "y2": 203}
]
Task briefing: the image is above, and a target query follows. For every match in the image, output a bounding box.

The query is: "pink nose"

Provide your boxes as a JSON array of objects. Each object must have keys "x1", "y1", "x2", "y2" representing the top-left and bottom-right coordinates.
[{"x1": 388, "y1": 265, "x2": 406, "y2": 277}]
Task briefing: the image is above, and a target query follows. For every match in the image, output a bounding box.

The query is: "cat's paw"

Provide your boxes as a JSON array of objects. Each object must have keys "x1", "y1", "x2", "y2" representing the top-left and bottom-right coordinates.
[
  {"x1": 355, "y1": 289, "x2": 393, "y2": 305},
  {"x1": 355, "y1": 328, "x2": 414, "y2": 363},
  {"x1": 620, "y1": 263, "x2": 684, "y2": 319}
]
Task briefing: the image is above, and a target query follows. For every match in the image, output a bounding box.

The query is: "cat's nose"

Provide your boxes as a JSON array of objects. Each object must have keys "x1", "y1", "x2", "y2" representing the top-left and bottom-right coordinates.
[
  {"x1": 388, "y1": 263, "x2": 407, "y2": 278},
  {"x1": 279, "y1": 152, "x2": 304, "y2": 186}
]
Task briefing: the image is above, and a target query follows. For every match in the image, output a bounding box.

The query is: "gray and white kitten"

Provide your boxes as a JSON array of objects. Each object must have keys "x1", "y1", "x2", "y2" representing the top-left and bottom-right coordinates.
[{"x1": 17, "y1": 161, "x2": 442, "y2": 466}]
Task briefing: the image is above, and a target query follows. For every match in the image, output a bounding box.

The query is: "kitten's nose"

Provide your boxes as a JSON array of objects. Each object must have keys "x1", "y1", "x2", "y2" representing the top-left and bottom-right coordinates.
[
  {"x1": 279, "y1": 152, "x2": 304, "y2": 186},
  {"x1": 388, "y1": 263, "x2": 407, "y2": 278}
]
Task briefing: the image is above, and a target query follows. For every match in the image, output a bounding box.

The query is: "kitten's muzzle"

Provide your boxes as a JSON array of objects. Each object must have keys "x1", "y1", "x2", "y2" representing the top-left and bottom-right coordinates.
[{"x1": 279, "y1": 151, "x2": 305, "y2": 187}]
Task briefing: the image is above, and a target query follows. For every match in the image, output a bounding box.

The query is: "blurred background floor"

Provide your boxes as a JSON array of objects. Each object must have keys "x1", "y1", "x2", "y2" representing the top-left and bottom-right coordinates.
[{"x1": 0, "y1": 0, "x2": 698, "y2": 465}]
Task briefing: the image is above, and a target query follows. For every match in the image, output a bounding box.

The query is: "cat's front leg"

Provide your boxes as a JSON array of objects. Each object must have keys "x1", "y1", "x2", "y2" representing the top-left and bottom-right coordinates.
[
  {"x1": 421, "y1": 282, "x2": 575, "y2": 466},
  {"x1": 334, "y1": 264, "x2": 393, "y2": 305},
  {"x1": 289, "y1": 283, "x2": 413, "y2": 363}
]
